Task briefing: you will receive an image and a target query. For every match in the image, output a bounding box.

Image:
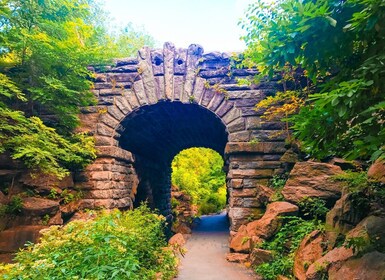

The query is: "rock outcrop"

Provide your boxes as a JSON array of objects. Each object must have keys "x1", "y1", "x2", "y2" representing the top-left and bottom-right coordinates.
[
  {"x1": 230, "y1": 201, "x2": 298, "y2": 252},
  {"x1": 293, "y1": 230, "x2": 326, "y2": 280},
  {"x1": 282, "y1": 161, "x2": 344, "y2": 204}
]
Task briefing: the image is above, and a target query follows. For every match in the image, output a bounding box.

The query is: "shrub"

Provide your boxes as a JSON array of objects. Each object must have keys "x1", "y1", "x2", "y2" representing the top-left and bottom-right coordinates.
[
  {"x1": 255, "y1": 216, "x2": 323, "y2": 279},
  {"x1": 298, "y1": 197, "x2": 329, "y2": 221},
  {"x1": 0, "y1": 205, "x2": 177, "y2": 280}
]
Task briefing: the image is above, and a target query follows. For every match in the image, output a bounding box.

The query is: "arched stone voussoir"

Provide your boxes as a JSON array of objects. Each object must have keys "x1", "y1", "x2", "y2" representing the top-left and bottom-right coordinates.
[{"x1": 96, "y1": 146, "x2": 135, "y2": 163}]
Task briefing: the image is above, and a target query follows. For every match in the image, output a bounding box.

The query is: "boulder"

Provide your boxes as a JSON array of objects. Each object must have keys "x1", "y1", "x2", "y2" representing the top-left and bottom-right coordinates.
[
  {"x1": 0, "y1": 226, "x2": 47, "y2": 253},
  {"x1": 328, "y1": 251, "x2": 385, "y2": 280},
  {"x1": 325, "y1": 193, "x2": 368, "y2": 248},
  {"x1": 0, "y1": 253, "x2": 15, "y2": 263},
  {"x1": 249, "y1": 248, "x2": 273, "y2": 266},
  {"x1": 346, "y1": 215, "x2": 385, "y2": 253},
  {"x1": 168, "y1": 233, "x2": 186, "y2": 247},
  {"x1": 294, "y1": 230, "x2": 326, "y2": 280},
  {"x1": 306, "y1": 246, "x2": 354, "y2": 280},
  {"x1": 329, "y1": 157, "x2": 360, "y2": 171},
  {"x1": 282, "y1": 161, "x2": 344, "y2": 204},
  {"x1": 367, "y1": 159, "x2": 385, "y2": 183},
  {"x1": 245, "y1": 202, "x2": 299, "y2": 239},
  {"x1": 20, "y1": 172, "x2": 74, "y2": 191},
  {"x1": 22, "y1": 197, "x2": 59, "y2": 216},
  {"x1": 230, "y1": 202, "x2": 298, "y2": 252},
  {"x1": 172, "y1": 222, "x2": 192, "y2": 234},
  {"x1": 226, "y1": 253, "x2": 249, "y2": 263}
]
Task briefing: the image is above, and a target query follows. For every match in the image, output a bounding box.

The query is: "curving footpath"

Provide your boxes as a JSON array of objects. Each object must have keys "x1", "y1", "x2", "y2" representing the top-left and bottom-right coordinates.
[{"x1": 175, "y1": 212, "x2": 257, "y2": 280}]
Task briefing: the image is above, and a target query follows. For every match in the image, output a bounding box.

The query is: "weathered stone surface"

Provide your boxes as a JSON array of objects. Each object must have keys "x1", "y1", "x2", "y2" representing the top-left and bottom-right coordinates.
[
  {"x1": 294, "y1": 230, "x2": 326, "y2": 280},
  {"x1": 22, "y1": 197, "x2": 59, "y2": 216},
  {"x1": 225, "y1": 142, "x2": 287, "y2": 155},
  {"x1": 249, "y1": 248, "x2": 273, "y2": 266},
  {"x1": 226, "y1": 253, "x2": 249, "y2": 263},
  {"x1": 0, "y1": 226, "x2": 47, "y2": 253},
  {"x1": 325, "y1": 192, "x2": 369, "y2": 247},
  {"x1": 306, "y1": 246, "x2": 354, "y2": 280},
  {"x1": 227, "y1": 168, "x2": 274, "y2": 179},
  {"x1": 329, "y1": 157, "x2": 359, "y2": 171},
  {"x1": 367, "y1": 159, "x2": 385, "y2": 183},
  {"x1": 282, "y1": 161, "x2": 344, "y2": 204},
  {"x1": 96, "y1": 146, "x2": 134, "y2": 163},
  {"x1": 168, "y1": 233, "x2": 186, "y2": 247},
  {"x1": 20, "y1": 173, "x2": 73, "y2": 190},
  {"x1": 230, "y1": 202, "x2": 298, "y2": 252},
  {"x1": 346, "y1": 215, "x2": 385, "y2": 252},
  {"x1": 328, "y1": 251, "x2": 385, "y2": 280},
  {"x1": 228, "y1": 207, "x2": 264, "y2": 231}
]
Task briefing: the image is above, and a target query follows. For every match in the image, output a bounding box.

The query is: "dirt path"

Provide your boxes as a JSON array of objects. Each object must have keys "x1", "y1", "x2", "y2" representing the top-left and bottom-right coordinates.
[{"x1": 174, "y1": 212, "x2": 257, "y2": 280}]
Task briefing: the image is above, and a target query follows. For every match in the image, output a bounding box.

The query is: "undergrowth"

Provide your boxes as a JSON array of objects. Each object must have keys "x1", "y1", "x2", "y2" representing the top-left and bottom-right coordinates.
[
  {"x1": 255, "y1": 216, "x2": 323, "y2": 280},
  {"x1": 0, "y1": 205, "x2": 177, "y2": 280}
]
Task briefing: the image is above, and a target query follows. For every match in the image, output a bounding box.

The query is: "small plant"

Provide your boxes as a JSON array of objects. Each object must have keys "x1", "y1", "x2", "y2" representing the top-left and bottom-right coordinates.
[
  {"x1": 255, "y1": 216, "x2": 322, "y2": 279},
  {"x1": 6, "y1": 195, "x2": 23, "y2": 214},
  {"x1": 268, "y1": 175, "x2": 287, "y2": 202},
  {"x1": 60, "y1": 189, "x2": 83, "y2": 204},
  {"x1": 0, "y1": 196, "x2": 23, "y2": 217},
  {"x1": 48, "y1": 188, "x2": 59, "y2": 199},
  {"x1": 42, "y1": 214, "x2": 50, "y2": 225},
  {"x1": 188, "y1": 95, "x2": 195, "y2": 103},
  {"x1": 298, "y1": 197, "x2": 329, "y2": 221},
  {"x1": 249, "y1": 138, "x2": 260, "y2": 145}
]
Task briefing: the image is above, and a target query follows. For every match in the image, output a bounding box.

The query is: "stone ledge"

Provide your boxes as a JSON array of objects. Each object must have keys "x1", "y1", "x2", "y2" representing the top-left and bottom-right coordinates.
[
  {"x1": 225, "y1": 142, "x2": 286, "y2": 155},
  {"x1": 96, "y1": 146, "x2": 134, "y2": 163}
]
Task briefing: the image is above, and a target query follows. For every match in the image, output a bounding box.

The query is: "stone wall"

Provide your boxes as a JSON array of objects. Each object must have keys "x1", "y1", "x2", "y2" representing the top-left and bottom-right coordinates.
[{"x1": 77, "y1": 42, "x2": 287, "y2": 230}]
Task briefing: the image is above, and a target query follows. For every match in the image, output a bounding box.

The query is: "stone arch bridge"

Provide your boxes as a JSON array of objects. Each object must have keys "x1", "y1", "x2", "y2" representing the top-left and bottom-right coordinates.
[{"x1": 78, "y1": 43, "x2": 287, "y2": 231}]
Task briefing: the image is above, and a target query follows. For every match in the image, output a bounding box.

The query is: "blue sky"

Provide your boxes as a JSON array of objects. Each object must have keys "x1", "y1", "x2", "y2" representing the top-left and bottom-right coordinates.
[{"x1": 102, "y1": 0, "x2": 254, "y2": 52}]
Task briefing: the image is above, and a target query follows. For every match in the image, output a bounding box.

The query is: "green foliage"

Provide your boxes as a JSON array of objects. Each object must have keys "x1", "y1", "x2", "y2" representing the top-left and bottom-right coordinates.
[
  {"x1": 171, "y1": 148, "x2": 226, "y2": 215},
  {"x1": 255, "y1": 216, "x2": 322, "y2": 279},
  {"x1": 333, "y1": 171, "x2": 385, "y2": 204},
  {"x1": 241, "y1": 0, "x2": 385, "y2": 161},
  {"x1": 0, "y1": 0, "x2": 154, "y2": 178},
  {"x1": 298, "y1": 197, "x2": 329, "y2": 221},
  {"x1": 0, "y1": 195, "x2": 23, "y2": 217},
  {"x1": 0, "y1": 205, "x2": 177, "y2": 279},
  {"x1": 268, "y1": 175, "x2": 287, "y2": 202}
]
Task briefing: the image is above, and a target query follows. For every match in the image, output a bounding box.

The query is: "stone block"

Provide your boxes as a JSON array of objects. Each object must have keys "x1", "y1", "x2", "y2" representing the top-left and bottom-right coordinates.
[
  {"x1": 96, "y1": 146, "x2": 134, "y2": 163},
  {"x1": 225, "y1": 142, "x2": 287, "y2": 155}
]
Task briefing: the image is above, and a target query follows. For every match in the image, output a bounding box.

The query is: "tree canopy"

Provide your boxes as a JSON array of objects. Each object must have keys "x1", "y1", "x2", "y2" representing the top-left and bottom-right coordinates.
[
  {"x1": 171, "y1": 148, "x2": 226, "y2": 215},
  {"x1": 0, "y1": 0, "x2": 154, "y2": 177},
  {"x1": 241, "y1": 0, "x2": 385, "y2": 161}
]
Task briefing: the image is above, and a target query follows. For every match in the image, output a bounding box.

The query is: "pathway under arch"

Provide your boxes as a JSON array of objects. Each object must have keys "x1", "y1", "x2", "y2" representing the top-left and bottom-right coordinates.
[{"x1": 77, "y1": 43, "x2": 287, "y2": 231}]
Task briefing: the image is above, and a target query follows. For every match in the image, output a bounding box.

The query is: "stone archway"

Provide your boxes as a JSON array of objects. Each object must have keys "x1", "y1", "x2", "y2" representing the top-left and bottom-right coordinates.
[{"x1": 77, "y1": 43, "x2": 287, "y2": 231}]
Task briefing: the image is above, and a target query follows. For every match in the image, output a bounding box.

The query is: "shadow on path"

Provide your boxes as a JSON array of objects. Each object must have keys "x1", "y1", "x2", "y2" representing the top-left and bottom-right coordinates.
[{"x1": 175, "y1": 212, "x2": 256, "y2": 280}]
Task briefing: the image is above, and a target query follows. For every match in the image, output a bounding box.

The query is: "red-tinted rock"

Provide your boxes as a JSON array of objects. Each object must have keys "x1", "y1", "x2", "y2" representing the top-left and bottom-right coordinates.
[
  {"x1": 0, "y1": 226, "x2": 47, "y2": 253},
  {"x1": 367, "y1": 159, "x2": 385, "y2": 183},
  {"x1": 346, "y1": 215, "x2": 385, "y2": 252},
  {"x1": 249, "y1": 248, "x2": 273, "y2": 266},
  {"x1": 20, "y1": 172, "x2": 73, "y2": 190},
  {"x1": 325, "y1": 193, "x2": 368, "y2": 248},
  {"x1": 168, "y1": 233, "x2": 186, "y2": 247},
  {"x1": 230, "y1": 202, "x2": 298, "y2": 252},
  {"x1": 328, "y1": 251, "x2": 385, "y2": 280},
  {"x1": 226, "y1": 253, "x2": 249, "y2": 263},
  {"x1": 294, "y1": 230, "x2": 325, "y2": 280},
  {"x1": 306, "y1": 246, "x2": 354, "y2": 280},
  {"x1": 282, "y1": 161, "x2": 344, "y2": 204},
  {"x1": 22, "y1": 197, "x2": 59, "y2": 216}
]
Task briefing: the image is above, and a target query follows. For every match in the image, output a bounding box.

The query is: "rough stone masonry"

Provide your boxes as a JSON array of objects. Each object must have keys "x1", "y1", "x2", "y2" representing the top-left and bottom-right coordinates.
[{"x1": 77, "y1": 42, "x2": 287, "y2": 231}]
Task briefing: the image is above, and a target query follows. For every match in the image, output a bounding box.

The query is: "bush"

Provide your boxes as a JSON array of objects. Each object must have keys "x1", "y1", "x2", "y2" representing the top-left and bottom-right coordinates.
[{"x1": 0, "y1": 205, "x2": 177, "y2": 280}]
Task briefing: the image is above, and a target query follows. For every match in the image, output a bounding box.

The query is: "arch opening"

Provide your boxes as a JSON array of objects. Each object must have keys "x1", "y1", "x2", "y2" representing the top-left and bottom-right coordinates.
[{"x1": 116, "y1": 101, "x2": 229, "y2": 221}]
